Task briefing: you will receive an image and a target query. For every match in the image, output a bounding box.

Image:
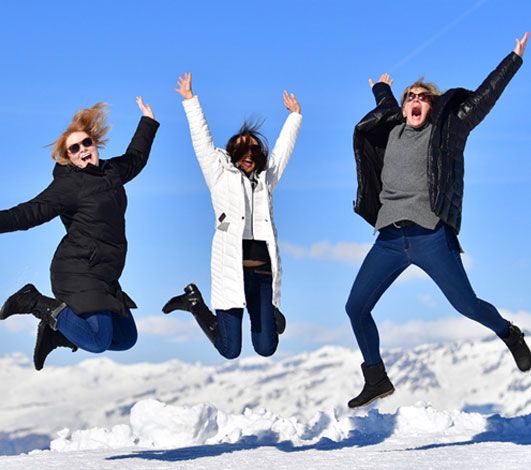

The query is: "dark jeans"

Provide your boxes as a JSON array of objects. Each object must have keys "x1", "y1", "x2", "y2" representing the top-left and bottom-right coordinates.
[
  {"x1": 56, "y1": 308, "x2": 138, "y2": 353},
  {"x1": 215, "y1": 269, "x2": 279, "y2": 359},
  {"x1": 345, "y1": 222, "x2": 510, "y2": 366}
]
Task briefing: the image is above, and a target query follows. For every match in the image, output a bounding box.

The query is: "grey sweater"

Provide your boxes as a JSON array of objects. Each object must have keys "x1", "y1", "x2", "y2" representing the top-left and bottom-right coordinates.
[{"x1": 375, "y1": 122, "x2": 440, "y2": 231}]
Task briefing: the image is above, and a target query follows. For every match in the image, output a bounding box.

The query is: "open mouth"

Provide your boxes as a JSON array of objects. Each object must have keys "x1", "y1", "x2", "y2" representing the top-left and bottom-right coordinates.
[
  {"x1": 81, "y1": 152, "x2": 92, "y2": 163},
  {"x1": 241, "y1": 157, "x2": 254, "y2": 167},
  {"x1": 411, "y1": 105, "x2": 422, "y2": 118}
]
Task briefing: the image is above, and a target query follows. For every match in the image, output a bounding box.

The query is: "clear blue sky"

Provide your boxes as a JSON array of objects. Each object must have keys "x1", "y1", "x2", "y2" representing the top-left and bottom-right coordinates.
[{"x1": 1, "y1": 0, "x2": 530, "y2": 365}]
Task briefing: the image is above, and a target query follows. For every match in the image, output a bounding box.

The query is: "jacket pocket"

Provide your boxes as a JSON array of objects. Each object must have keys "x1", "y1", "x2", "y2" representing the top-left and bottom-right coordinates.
[{"x1": 217, "y1": 212, "x2": 230, "y2": 232}]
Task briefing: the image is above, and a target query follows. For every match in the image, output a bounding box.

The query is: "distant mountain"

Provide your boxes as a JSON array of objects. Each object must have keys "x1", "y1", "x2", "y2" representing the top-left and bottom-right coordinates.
[{"x1": 0, "y1": 336, "x2": 529, "y2": 455}]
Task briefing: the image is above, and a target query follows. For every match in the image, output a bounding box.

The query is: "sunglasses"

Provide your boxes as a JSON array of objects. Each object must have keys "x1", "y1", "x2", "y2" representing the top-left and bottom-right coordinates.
[
  {"x1": 68, "y1": 137, "x2": 94, "y2": 154},
  {"x1": 406, "y1": 91, "x2": 432, "y2": 102}
]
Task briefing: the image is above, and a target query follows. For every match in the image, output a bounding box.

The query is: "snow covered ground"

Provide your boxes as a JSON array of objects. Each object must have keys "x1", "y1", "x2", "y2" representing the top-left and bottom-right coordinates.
[{"x1": 1, "y1": 336, "x2": 530, "y2": 468}]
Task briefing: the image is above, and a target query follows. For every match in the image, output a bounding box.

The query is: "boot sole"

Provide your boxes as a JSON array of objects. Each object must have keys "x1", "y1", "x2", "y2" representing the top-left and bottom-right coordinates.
[{"x1": 348, "y1": 387, "x2": 395, "y2": 409}]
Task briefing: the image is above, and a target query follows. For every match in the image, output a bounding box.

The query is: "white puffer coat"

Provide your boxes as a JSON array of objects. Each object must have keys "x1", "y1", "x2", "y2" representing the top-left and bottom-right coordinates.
[{"x1": 182, "y1": 96, "x2": 302, "y2": 310}]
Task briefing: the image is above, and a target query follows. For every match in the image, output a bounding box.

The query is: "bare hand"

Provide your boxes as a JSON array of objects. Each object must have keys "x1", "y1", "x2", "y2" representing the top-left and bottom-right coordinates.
[
  {"x1": 176, "y1": 72, "x2": 193, "y2": 100},
  {"x1": 514, "y1": 32, "x2": 529, "y2": 58},
  {"x1": 368, "y1": 73, "x2": 394, "y2": 89},
  {"x1": 136, "y1": 96, "x2": 154, "y2": 119},
  {"x1": 283, "y1": 90, "x2": 301, "y2": 113}
]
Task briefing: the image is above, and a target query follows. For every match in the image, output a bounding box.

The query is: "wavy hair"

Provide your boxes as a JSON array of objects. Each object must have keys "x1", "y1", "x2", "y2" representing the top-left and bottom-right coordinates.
[
  {"x1": 51, "y1": 102, "x2": 111, "y2": 165},
  {"x1": 225, "y1": 120, "x2": 269, "y2": 174}
]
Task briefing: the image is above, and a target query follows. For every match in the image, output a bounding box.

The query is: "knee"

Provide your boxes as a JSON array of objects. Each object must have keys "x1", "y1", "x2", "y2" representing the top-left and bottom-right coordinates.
[
  {"x1": 218, "y1": 346, "x2": 242, "y2": 360},
  {"x1": 345, "y1": 295, "x2": 365, "y2": 322},
  {"x1": 253, "y1": 335, "x2": 278, "y2": 357},
  {"x1": 85, "y1": 333, "x2": 113, "y2": 353}
]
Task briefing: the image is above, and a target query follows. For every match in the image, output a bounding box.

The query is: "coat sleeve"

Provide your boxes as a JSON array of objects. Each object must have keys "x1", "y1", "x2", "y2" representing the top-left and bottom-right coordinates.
[
  {"x1": 265, "y1": 112, "x2": 303, "y2": 191},
  {"x1": 372, "y1": 82, "x2": 400, "y2": 108},
  {"x1": 108, "y1": 116, "x2": 160, "y2": 184},
  {"x1": 182, "y1": 96, "x2": 225, "y2": 190},
  {"x1": 0, "y1": 179, "x2": 72, "y2": 233},
  {"x1": 457, "y1": 52, "x2": 523, "y2": 132}
]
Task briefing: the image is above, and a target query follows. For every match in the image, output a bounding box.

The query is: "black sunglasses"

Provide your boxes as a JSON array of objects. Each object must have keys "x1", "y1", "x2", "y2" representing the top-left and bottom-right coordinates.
[
  {"x1": 406, "y1": 91, "x2": 432, "y2": 102},
  {"x1": 68, "y1": 137, "x2": 94, "y2": 154}
]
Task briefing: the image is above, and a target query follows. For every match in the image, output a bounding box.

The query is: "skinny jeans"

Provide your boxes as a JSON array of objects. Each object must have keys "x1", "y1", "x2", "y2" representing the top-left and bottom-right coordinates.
[
  {"x1": 56, "y1": 308, "x2": 138, "y2": 353},
  {"x1": 345, "y1": 222, "x2": 510, "y2": 366},
  {"x1": 215, "y1": 269, "x2": 278, "y2": 359}
]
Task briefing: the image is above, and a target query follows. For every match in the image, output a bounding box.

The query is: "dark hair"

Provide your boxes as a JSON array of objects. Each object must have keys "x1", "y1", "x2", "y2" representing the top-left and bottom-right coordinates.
[{"x1": 225, "y1": 120, "x2": 269, "y2": 174}]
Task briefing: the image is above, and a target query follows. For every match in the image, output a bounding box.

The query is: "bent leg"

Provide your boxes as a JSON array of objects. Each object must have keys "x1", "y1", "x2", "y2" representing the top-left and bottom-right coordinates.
[
  {"x1": 215, "y1": 308, "x2": 244, "y2": 359},
  {"x1": 56, "y1": 308, "x2": 113, "y2": 353},
  {"x1": 414, "y1": 225, "x2": 510, "y2": 337},
  {"x1": 346, "y1": 234, "x2": 409, "y2": 365},
  {"x1": 245, "y1": 271, "x2": 278, "y2": 357},
  {"x1": 108, "y1": 310, "x2": 138, "y2": 351}
]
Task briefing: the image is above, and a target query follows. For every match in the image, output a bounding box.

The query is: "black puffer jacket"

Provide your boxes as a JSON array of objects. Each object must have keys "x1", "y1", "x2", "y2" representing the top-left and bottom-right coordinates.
[
  {"x1": 0, "y1": 116, "x2": 159, "y2": 315},
  {"x1": 353, "y1": 52, "x2": 522, "y2": 233}
]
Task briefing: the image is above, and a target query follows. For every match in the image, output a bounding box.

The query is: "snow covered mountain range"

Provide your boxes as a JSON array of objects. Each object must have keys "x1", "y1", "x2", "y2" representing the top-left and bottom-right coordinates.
[{"x1": 1, "y1": 335, "x2": 530, "y2": 457}]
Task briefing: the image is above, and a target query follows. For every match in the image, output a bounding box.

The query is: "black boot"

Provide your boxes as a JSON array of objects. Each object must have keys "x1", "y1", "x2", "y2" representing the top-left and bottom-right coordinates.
[
  {"x1": 0, "y1": 284, "x2": 66, "y2": 330},
  {"x1": 501, "y1": 324, "x2": 531, "y2": 372},
  {"x1": 33, "y1": 320, "x2": 78, "y2": 371},
  {"x1": 274, "y1": 308, "x2": 286, "y2": 335},
  {"x1": 163, "y1": 284, "x2": 218, "y2": 345},
  {"x1": 348, "y1": 362, "x2": 395, "y2": 408}
]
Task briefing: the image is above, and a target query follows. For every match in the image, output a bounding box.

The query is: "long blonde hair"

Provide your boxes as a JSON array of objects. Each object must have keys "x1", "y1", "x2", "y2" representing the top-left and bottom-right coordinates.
[{"x1": 51, "y1": 102, "x2": 111, "y2": 165}]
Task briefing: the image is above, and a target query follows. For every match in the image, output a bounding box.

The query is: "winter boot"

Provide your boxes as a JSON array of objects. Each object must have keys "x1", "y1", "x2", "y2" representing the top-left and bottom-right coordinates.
[
  {"x1": 0, "y1": 284, "x2": 66, "y2": 330},
  {"x1": 163, "y1": 283, "x2": 218, "y2": 345},
  {"x1": 33, "y1": 320, "x2": 78, "y2": 371},
  {"x1": 348, "y1": 361, "x2": 395, "y2": 408},
  {"x1": 501, "y1": 324, "x2": 531, "y2": 372},
  {"x1": 274, "y1": 308, "x2": 286, "y2": 335}
]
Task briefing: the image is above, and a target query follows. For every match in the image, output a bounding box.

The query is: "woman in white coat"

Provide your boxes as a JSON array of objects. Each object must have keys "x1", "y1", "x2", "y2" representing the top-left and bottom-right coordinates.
[{"x1": 163, "y1": 72, "x2": 302, "y2": 359}]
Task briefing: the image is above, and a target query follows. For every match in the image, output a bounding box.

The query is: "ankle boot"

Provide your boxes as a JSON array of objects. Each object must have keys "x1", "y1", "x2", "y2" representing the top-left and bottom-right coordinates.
[
  {"x1": 33, "y1": 321, "x2": 78, "y2": 371},
  {"x1": 501, "y1": 324, "x2": 531, "y2": 372},
  {"x1": 0, "y1": 284, "x2": 66, "y2": 330},
  {"x1": 348, "y1": 361, "x2": 395, "y2": 408},
  {"x1": 163, "y1": 284, "x2": 218, "y2": 345},
  {"x1": 274, "y1": 308, "x2": 286, "y2": 335}
]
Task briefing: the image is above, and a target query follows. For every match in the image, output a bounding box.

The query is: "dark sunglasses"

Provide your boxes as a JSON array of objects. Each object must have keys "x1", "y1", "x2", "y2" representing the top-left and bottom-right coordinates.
[
  {"x1": 406, "y1": 91, "x2": 432, "y2": 102},
  {"x1": 68, "y1": 137, "x2": 94, "y2": 154}
]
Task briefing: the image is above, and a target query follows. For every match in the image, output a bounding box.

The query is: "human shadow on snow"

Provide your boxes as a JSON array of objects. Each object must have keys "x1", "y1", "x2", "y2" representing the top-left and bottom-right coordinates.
[
  {"x1": 405, "y1": 413, "x2": 531, "y2": 452},
  {"x1": 106, "y1": 410, "x2": 398, "y2": 463}
]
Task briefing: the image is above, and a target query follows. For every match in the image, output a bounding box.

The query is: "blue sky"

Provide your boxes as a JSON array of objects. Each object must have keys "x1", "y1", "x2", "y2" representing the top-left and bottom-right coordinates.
[{"x1": 0, "y1": 0, "x2": 530, "y2": 365}]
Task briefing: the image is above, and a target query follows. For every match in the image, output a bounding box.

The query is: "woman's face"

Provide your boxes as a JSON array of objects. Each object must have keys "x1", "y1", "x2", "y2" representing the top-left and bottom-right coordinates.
[
  {"x1": 235, "y1": 136, "x2": 259, "y2": 175},
  {"x1": 403, "y1": 87, "x2": 433, "y2": 128},
  {"x1": 65, "y1": 131, "x2": 99, "y2": 168}
]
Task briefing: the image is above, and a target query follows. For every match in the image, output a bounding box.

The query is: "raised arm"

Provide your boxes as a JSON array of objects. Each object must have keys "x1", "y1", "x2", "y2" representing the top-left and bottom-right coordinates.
[
  {"x1": 457, "y1": 32, "x2": 528, "y2": 131},
  {"x1": 266, "y1": 90, "x2": 303, "y2": 190},
  {"x1": 369, "y1": 73, "x2": 399, "y2": 108},
  {"x1": 178, "y1": 72, "x2": 224, "y2": 190},
  {"x1": 0, "y1": 180, "x2": 70, "y2": 233},
  {"x1": 108, "y1": 97, "x2": 160, "y2": 184}
]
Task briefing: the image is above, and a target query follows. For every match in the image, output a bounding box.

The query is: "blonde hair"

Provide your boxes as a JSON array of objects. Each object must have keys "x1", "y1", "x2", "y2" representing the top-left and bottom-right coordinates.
[
  {"x1": 51, "y1": 102, "x2": 111, "y2": 165},
  {"x1": 400, "y1": 78, "x2": 441, "y2": 107}
]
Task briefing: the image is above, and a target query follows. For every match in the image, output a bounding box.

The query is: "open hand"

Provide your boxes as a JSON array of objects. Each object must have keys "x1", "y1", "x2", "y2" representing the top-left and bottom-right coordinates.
[
  {"x1": 514, "y1": 32, "x2": 529, "y2": 58},
  {"x1": 136, "y1": 96, "x2": 154, "y2": 119},
  {"x1": 176, "y1": 72, "x2": 193, "y2": 100},
  {"x1": 283, "y1": 90, "x2": 301, "y2": 113},
  {"x1": 368, "y1": 73, "x2": 393, "y2": 89}
]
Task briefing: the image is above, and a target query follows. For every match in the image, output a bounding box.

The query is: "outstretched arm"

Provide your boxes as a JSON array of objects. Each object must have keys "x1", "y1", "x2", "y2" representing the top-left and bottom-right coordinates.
[
  {"x1": 109, "y1": 96, "x2": 160, "y2": 184},
  {"x1": 0, "y1": 181, "x2": 69, "y2": 233},
  {"x1": 267, "y1": 90, "x2": 303, "y2": 190},
  {"x1": 179, "y1": 72, "x2": 223, "y2": 190},
  {"x1": 458, "y1": 32, "x2": 527, "y2": 131},
  {"x1": 369, "y1": 73, "x2": 399, "y2": 107}
]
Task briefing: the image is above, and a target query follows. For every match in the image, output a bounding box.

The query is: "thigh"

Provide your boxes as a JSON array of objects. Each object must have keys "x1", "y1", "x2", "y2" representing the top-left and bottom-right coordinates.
[
  {"x1": 245, "y1": 272, "x2": 275, "y2": 333},
  {"x1": 413, "y1": 225, "x2": 477, "y2": 308},
  {"x1": 346, "y1": 233, "x2": 409, "y2": 314},
  {"x1": 215, "y1": 308, "x2": 244, "y2": 358}
]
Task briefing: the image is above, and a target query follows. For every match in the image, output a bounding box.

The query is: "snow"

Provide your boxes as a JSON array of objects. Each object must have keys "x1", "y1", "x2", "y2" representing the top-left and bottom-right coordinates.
[{"x1": 1, "y1": 337, "x2": 531, "y2": 468}]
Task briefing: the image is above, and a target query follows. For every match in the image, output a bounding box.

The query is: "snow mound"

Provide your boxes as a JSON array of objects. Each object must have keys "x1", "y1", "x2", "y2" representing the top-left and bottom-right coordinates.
[{"x1": 50, "y1": 399, "x2": 531, "y2": 452}]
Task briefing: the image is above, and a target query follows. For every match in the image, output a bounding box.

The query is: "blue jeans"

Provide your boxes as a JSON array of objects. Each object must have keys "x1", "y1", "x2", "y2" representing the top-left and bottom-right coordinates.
[
  {"x1": 56, "y1": 308, "x2": 138, "y2": 353},
  {"x1": 345, "y1": 222, "x2": 510, "y2": 366},
  {"x1": 215, "y1": 269, "x2": 278, "y2": 359}
]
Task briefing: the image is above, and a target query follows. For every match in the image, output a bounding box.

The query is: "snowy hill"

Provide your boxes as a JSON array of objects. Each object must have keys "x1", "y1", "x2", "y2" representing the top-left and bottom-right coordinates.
[{"x1": 1, "y1": 336, "x2": 530, "y2": 457}]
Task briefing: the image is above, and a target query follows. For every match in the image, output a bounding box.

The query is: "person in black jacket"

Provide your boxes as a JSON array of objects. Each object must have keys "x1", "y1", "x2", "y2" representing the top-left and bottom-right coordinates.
[
  {"x1": 346, "y1": 33, "x2": 530, "y2": 408},
  {"x1": 0, "y1": 97, "x2": 159, "y2": 370}
]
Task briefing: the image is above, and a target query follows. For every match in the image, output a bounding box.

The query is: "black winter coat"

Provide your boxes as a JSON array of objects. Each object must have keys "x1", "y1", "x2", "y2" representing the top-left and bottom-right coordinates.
[
  {"x1": 353, "y1": 52, "x2": 522, "y2": 233},
  {"x1": 0, "y1": 116, "x2": 159, "y2": 315}
]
